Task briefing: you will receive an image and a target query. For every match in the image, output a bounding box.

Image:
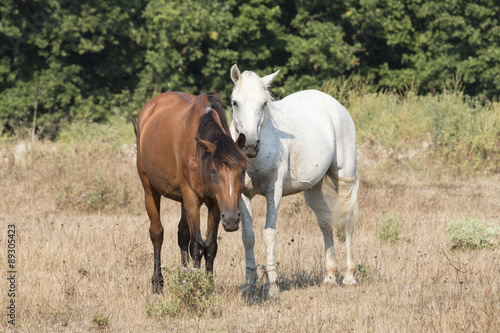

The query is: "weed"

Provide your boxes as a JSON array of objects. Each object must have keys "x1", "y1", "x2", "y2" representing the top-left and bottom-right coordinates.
[
  {"x1": 378, "y1": 210, "x2": 400, "y2": 243},
  {"x1": 282, "y1": 198, "x2": 303, "y2": 216},
  {"x1": 335, "y1": 224, "x2": 345, "y2": 243},
  {"x1": 92, "y1": 314, "x2": 109, "y2": 329},
  {"x1": 355, "y1": 264, "x2": 368, "y2": 282},
  {"x1": 146, "y1": 265, "x2": 221, "y2": 318},
  {"x1": 446, "y1": 218, "x2": 500, "y2": 250}
]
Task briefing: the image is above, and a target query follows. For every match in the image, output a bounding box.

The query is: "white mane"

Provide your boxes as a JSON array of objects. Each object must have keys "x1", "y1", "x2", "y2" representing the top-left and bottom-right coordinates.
[{"x1": 232, "y1": 71, "x2": 275, "y2": 105}]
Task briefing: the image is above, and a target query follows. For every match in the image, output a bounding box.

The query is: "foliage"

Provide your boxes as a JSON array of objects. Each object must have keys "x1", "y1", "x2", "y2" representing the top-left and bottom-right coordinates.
[
  {"x1": 446, "y1": 218, "x2": 499, "y2": 250},
  {"x1": 146, "y1": 265, "x2": 221, "y2": 318},
  {"x1": 378, "y1": 210, "x2": 400, "y2": 243},
  {"x1": 1, "y1": 0, "x2": 499, "y2": 139},
  {"x1": 329, "y1": 78, "x2": 500, "y2": 173}
]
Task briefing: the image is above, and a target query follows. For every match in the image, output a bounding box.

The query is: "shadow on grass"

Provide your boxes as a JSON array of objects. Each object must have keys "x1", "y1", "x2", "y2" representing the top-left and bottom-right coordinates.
[
  {"x1": 238, "y1": 268, "x2": 326, "y2": 305},
  {"x1": 237, "y1": 264, "x2": 377, "y2": 305}
]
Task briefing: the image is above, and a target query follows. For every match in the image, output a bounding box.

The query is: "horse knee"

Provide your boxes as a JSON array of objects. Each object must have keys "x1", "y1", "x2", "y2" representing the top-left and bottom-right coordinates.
[
  {"x1": 317, "y1": 217, "x2": 333, "y2": 231},
  {"x1": 149, "y1": 226, "x2": 164, "y2": 244},
  {"x1": 263, "y1": 228, "x2": 277, "y2": 248},
  {"x1": 242, "y1": 228, "x2": 255, "y2": 250}
]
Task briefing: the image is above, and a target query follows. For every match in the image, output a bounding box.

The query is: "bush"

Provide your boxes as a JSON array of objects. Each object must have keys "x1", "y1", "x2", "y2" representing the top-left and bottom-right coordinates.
[
  {"x1": 92, "y1": 315, "x2": 109, "y2": 329},
  {"x1": 446, "y1": 218, "x2": 500, "y2": 250},
  {"x1": 378, "y1": 211, "x2": 400, "y2": 244},
  {"x1": 146, "y1": 265, "x2": 221, "y2": 318},
  {"x1": 334, "y1": 80, "x2": 500, "y2": 173}
]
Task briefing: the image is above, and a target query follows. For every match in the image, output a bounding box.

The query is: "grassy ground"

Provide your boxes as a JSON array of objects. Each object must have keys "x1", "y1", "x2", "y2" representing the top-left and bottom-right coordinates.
[
  {"x1": 0, "y1": 88, "x2": 499, "y2": 332},
  {"x1": 0, "y1": 135, "x2": 499, "y2": 332}
]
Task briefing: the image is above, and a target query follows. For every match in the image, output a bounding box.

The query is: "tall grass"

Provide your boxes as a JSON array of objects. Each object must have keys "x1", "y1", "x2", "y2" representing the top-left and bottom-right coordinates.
[
  {"x1": 0, "y1": 90, "x2": 499, "y2": 332},
  {"x1": 322, "y1": 77, "x2": 499, "y2": 173}
]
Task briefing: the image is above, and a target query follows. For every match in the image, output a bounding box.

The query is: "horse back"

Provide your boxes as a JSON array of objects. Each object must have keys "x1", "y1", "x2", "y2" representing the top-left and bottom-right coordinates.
[
  {"x1": 248, "y1": 90, "x2": 356, "y2": 196},
  {"x1": 136, "y1": 92, "x2": 208, "y2": 200}
]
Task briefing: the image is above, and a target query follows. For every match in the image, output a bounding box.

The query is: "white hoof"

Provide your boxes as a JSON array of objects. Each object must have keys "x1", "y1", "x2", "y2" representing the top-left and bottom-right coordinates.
[
  {"x1": 342, "y1": 275, "x2": 357, "y2": 285},
  {"x1": 266, "y1": 285, "x2": 280, "y2": 301},
  {"x1": 323, "y1": 275, "x2": 338, "y2": 285}
]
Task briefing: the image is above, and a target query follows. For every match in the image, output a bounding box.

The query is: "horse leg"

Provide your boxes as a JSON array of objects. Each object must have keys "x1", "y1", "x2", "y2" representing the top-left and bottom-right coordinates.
[
  {"x1": 204, "y1": 203, "x2": 221, "y2": 273},
  {"x1": 182, "y1": 191, "x2": 204, "y2": 268},
  {"x1": 263, "y1": 183, "x2": 283, "y2": 299},
  {"x1": 303, "y1": 179, "x2": 338, "y2": 284},
  {"x1": 143, "y1": 184, "x2": 164, "y2": 293},
  {"x1": 327, "y1": 167, "x2": 359, "y2": 285},
  {"x1": 177, "y1": 203, "x2": 190, "y2": 266},
  {"x1": 240, "y1": 194, "x2": 258, "y2": 296}
]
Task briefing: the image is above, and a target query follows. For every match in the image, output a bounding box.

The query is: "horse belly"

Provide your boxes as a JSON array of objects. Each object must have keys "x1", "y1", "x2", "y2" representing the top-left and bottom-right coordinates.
[
  {"x1": 139, "y1": 113, "x2": 185, "y2": 202},
  {"x1": 282, "y1": 153, "x2": 331, "y2": 196},
  {"x1": 284, "y1": 125, "x2": 335, "y2": 195}
]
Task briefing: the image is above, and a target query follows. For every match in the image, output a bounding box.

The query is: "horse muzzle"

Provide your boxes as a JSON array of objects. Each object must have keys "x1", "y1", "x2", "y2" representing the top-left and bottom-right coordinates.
[
  {"x1": 243, "y1": 140, "x2": 260, "y2": 158},
  {"x1": 221, "y1": 211, "x2": 240, "y2": 232}
]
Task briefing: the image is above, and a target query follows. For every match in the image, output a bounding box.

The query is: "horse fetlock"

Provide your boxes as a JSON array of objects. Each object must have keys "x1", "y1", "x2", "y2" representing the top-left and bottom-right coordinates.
[
  {"x1": 151, "y1": 273, "x2": 164, "y2": 294},
  {"x1": 265, "y1": 284, "x2": 280, "y2": 301},
  {"x1": 245, "y1": 266, "x2": 258, "y2": 279},
  {"x1": 323, "y1": 273, "x2": 338, "y2": 285},
  {"x1": 343, "y1": 269, "x2": 357, "y2": 285}
]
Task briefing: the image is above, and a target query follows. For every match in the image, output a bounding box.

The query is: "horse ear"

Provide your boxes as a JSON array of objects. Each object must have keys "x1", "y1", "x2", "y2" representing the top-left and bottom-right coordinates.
[
  {"x1": 262, "y1": 70, "x2": 279, "y2": 88},
  {"x1": 235, "y1": 133, "x2": 246, "y2": 149},
  {"x1": 196, "y1": 137, "x2": 217, "y2": 154},
  {"x1": 231, "y1": 64, "x2": 240, "y2": 83}
]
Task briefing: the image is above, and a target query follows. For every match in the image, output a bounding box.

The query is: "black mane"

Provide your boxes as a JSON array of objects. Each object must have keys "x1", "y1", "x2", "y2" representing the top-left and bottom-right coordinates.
[{"x1": 196, "y1": 93, "x2": 248, "y2": 185}]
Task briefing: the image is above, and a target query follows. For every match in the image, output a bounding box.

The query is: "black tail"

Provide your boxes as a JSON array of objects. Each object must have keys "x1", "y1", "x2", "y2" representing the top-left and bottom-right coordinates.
[{"x1": 125, "y1": 111, "x2": 138, "y2": 138}]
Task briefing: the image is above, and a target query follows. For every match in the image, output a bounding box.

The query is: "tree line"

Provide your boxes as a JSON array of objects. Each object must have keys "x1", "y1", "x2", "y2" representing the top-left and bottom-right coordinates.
[{"x1": 1, "y1": 0, "x2": 499, "y2": 138}]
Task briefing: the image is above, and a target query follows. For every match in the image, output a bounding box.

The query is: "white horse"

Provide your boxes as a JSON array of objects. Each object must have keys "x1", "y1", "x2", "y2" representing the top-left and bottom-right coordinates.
[{"x1": 229, "y1": 65, "x2": 359, "y2": 298}]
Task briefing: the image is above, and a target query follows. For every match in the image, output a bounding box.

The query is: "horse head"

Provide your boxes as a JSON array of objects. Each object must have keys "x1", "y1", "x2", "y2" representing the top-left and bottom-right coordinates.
[
  {"x1": 196, "y1": 134, "x2": 247, "y2": 232},
  {"x1": 230, "y1": 64, "x2": 279, "y2": 158}
]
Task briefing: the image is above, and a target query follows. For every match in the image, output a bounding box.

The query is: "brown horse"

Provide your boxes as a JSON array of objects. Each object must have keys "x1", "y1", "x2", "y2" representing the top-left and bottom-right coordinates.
[{"x1": 136, "y1": 92, "x2": 248, "y2": 293}]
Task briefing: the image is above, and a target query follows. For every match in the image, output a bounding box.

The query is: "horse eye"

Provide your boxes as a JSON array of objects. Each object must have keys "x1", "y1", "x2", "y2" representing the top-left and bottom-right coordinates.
[
  {"x1": 263, "y1": 101, "x2": 267, "y2": 107},
  {"x1": 232, "y1": 100, "x2": 238, "y2": 107}
]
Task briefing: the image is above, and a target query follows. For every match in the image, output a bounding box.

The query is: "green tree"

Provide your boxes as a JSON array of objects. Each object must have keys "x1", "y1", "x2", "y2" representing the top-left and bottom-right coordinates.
[{"x1": 0, "y1": 0, "x2": 145, "y2": 138}]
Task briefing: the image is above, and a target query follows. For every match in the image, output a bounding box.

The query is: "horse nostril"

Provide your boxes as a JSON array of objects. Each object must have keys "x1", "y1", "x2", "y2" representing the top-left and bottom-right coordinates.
[
  {"x1": 257, "y1": 140, "x2": 260, "y2": 145},
  {"x1": 221, "y1": 214, "x2": 225, "y2": 219}
]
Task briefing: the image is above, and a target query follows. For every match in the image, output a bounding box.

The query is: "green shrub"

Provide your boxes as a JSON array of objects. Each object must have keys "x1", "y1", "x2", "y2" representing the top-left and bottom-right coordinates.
[
  {"x1": 92, "y1": 314, "x2": 109, "y2": 329},
  {"x1": 378, "y1": 211, "x2": 400, "y2": 243},
  {"x1": 334, "y1": 80, "x2": 500, "y2": 173},
  {"x1": 146, "y1": 265, "x2": 221, "y2": 318},
  {"x1": 446, "y1": 218, "x2": 500, "y2": 250}
]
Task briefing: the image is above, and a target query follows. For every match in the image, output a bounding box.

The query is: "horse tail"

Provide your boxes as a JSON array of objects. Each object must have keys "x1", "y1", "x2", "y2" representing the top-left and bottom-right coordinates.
[
  {"x1": 325, "y1": 170, "x2": 359, "y2": 219},
  {"x1": 126, "y1": 112, "x2": 138, "y2": 138}
]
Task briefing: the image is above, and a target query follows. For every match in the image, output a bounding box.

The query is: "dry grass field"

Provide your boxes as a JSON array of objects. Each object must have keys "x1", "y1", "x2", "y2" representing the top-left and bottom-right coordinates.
[{"x1": 0, "y1": 137, "x2": 499, "y2": 332}]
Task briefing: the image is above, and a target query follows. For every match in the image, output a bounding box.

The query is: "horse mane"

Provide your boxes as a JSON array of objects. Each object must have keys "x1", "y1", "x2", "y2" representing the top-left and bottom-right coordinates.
[
  {"x1": 231, "y1": 71, "x2": 276, "y2": 105},
  {"x1": 196, "y1": 93, "x2": 248, "y2": 186}
]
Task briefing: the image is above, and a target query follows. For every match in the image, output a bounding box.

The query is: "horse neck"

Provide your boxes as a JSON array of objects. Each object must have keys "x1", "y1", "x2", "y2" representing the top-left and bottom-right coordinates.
[{"x1": 263, "y1": 101, "x2": 285, "y2": 129}]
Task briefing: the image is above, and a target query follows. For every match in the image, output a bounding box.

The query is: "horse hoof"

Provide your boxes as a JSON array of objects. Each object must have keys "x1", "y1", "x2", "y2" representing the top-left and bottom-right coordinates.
[
  {"x1": 266, "y1": 286, "x2": 280, "y2": 301},
  {"x1": 323, "y1": 275, "x2": 338, "y2": 285},
  {"x1": 152, "y1": 284, "x2": 163, "y2": 294},
  {"x1": 151, "y1": 276, "x2": 164, "y2": 294},
  {"x1": 342, "y1": 275, "x2": 357, "y2": 285}
]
